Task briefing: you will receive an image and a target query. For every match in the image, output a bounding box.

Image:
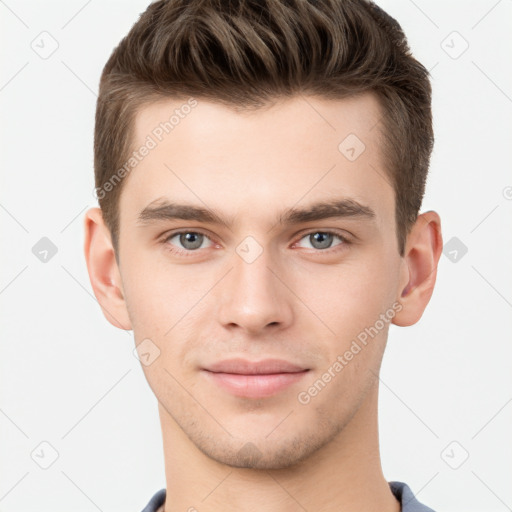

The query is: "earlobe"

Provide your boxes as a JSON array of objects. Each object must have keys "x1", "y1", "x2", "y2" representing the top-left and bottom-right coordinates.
[
  {"x1": 83, "y1": 207, "x2": 132, "y2": 330},
  {"x1": 392, "y1": 211, "x2": 443, "y2": 327}
]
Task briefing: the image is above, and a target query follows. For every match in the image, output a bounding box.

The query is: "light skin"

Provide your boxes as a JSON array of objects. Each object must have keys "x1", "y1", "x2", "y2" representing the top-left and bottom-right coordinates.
[{"x1": 84, "y1": 93, "x2": 442, "y2": 512}]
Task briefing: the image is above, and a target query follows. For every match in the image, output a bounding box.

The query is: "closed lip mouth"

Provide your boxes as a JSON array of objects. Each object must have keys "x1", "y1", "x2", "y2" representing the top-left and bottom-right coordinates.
[{"x1": 203, "y1": 358, "x2": 309, "y2": 375}]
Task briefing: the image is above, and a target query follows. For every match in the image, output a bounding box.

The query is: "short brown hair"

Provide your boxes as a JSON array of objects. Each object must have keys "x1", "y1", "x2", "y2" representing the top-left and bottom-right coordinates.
[{"x1": 94, "y1": 0, "x2": 433, "y2": 257}]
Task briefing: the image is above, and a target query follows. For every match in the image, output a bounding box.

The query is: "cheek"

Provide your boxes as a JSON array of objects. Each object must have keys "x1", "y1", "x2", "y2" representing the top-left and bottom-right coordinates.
[
  {"x1": 297, "y1": 255, "x2": 400, "y2": 390},
  {"x1": 306, "y1": 255, "x2": 399, "y2": 333},
  {"x1": 121, "y1": 255, "x2": 208, "y2": 371},
  {"x1": 121, "y1": 254, "x2": 179, "y2": 338}
]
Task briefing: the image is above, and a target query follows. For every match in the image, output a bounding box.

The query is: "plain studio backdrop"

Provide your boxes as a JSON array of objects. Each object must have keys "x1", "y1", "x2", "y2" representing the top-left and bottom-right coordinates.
[{"x1": 1, "y1": 1, "x2": 511, "y2": 511}]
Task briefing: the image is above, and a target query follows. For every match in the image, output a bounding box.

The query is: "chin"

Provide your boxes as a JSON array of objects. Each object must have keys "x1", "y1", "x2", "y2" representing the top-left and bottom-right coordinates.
[{"x1": 191, "y1": 428, "x2": 337, "y2": 470}]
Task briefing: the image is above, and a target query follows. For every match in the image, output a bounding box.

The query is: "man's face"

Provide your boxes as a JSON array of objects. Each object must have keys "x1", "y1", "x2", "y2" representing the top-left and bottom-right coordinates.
[{"x1": 116, "y1": 93, "x2": 406, "y2": 469}]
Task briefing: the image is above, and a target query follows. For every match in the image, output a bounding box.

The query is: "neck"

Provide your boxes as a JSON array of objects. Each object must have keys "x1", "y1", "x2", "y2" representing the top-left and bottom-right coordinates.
[{"x1": 158, "y1": 382, "x2": 400, "y2": 512}]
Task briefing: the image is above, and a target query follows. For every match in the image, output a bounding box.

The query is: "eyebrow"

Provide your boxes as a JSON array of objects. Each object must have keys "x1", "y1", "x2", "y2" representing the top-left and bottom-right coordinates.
[{"x1": 137, "y1": 197, "x2": 376, "y2": 229}]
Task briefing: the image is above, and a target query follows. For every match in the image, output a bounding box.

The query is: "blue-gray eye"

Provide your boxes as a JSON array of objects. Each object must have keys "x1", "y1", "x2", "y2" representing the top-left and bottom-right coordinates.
[
  {"x1": 165, "y1": 231, "x2": 211, "y2": 251},
  {"x1": 298, "y1": 232, "x2": 344, "y2": 250},
  {"x1": 177, "y1": 232, "x2": 204, "y2": 250}
]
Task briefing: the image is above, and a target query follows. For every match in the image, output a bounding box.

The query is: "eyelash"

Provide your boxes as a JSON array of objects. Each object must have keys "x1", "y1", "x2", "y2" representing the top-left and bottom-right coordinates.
[{"x1": 160, "y1": 229, "x2": 351, "y2": 258}]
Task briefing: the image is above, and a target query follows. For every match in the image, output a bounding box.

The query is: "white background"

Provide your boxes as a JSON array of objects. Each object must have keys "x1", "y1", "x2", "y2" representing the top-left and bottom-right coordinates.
[{"x1": 1, "y1": 1, "x2": 511, "y2": 511}]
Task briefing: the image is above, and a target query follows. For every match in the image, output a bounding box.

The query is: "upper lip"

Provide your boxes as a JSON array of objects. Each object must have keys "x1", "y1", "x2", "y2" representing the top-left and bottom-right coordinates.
[{"x1": 204, "y1": 358, "x2": 308, "y2": 375}]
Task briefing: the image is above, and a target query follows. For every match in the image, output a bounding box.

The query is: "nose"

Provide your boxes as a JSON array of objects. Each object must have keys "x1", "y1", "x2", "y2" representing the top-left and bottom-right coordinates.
[{"x1": 216, "y1": 244, "x2": 294, "y2": 336}]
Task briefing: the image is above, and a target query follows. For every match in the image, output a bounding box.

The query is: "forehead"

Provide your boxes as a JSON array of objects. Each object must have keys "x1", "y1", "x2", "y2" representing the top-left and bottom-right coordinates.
[
  {"x1": 133, "y1": 93, "x2": 383, "y2": 153},
  {"x1": 120, "y1": 93, "x2": 394, "y2": 230}
]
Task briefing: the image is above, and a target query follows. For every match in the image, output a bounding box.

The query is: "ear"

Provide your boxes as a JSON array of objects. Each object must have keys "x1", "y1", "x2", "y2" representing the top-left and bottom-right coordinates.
[
  {"x1": 392, "y1": 211, "x2": 443, "y2": 327},
  {"x1": 83, "y1": 207, "x2": 132, "y2": 330}
]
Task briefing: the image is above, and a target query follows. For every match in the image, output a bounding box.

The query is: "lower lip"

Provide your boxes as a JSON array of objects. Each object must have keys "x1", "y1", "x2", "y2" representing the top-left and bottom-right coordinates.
[{"x1": 203, "y1": 370, "x2": 309, "y2": 398}]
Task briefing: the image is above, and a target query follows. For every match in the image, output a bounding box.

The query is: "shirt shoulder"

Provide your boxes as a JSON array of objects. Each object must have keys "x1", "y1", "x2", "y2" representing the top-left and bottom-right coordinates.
[
  {"x1": 140, "y1": 488, "x2": 166, "y2": 512},
  {"x1": 389, "y1": 481, "x2": 437, "y2": 512}
]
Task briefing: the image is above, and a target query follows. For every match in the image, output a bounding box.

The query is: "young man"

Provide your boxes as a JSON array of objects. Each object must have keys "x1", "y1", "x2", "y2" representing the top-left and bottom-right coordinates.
[{"x1": 84, "y1": 0, "x2": 442, "y2": 510}]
